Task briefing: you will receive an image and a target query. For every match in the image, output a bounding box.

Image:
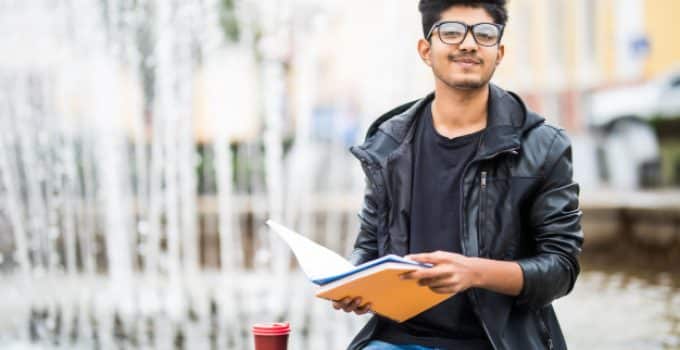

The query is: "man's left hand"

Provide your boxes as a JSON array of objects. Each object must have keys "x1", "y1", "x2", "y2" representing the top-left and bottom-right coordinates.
[{"x1": 401, "y1": 251, "x2": 482, "y2": 295}]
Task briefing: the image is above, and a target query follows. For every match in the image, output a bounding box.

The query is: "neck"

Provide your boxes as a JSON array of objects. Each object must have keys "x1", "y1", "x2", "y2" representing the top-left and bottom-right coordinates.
[{"x1": 431, "y1": 81, "x2": 489, "y2": 138}]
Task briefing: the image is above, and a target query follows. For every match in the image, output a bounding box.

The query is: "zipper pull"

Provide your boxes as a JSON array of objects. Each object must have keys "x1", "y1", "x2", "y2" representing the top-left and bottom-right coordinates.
[{"x1": 481, "y1": 171, "x2": 487, "y2": 188}]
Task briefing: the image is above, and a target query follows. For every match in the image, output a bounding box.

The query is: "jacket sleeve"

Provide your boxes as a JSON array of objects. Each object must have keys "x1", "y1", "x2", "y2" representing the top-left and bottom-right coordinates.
[
  {"x1": 348, "y1": 176, "x2": 381, "y2": 266},
  {"x1": 516, "y1": 130, "x2": 584, "y2": 310}
]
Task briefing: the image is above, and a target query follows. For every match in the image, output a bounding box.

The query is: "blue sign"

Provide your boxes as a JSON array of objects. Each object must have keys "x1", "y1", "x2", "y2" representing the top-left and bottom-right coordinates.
[{"x1": 630, "y1": 35, "x2": 650, "y2": 58}]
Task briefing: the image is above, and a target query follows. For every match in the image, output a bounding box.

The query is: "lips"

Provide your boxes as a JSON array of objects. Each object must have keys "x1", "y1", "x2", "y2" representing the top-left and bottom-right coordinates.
[
  {"x1": 447, "y1": 53, "x2": 482, "y2": 65},
  {"x1": 453, "y1": 60, "x2": 482, "y2": 64},
  {"x1": 448, "y1": 54, "x2": 483, "y2": 70},
  {"x1": 453, "y1": 58, "x2": 481, "y2": 65}
]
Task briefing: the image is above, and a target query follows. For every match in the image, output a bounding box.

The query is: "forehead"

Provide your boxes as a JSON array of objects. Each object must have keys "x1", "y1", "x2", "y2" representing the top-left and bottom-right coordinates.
[{"x1": 438, "y1": 5, "x2": 495, "y2": 24}]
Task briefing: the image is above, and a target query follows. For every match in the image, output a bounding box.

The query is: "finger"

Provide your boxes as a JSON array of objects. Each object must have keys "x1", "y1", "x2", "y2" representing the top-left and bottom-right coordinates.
[
  {"x1": 335, "y1": 297, "x2": 351, "y2": 311},
  {"x1": 343, "y1": 297, "x2": 361, "y2": 312},
  {"x1": 400, "y1": 269, "x2": 435, "y2": 280},
  {"x1": 428, "y1": 274, "x2": 463, "y2": 288},
  {"x1": 430, "y1": 285, "x2": 458, "y2": 294},
  {"x1": 339, "y1": 297, "x2": 353, "y2": 307},
  {"x1": 404, "y1": 253, "x2": 433, "y2": 263},
  {"x1": 400, "y1": 271, "x2": 416, "y2": 280},
  {"x1": 407, "y1": 266, "x2": 449, "y2": 280},
  {"x1": 405, "y1": 251, "x2": 449, "y2": 264},
  {"x1": 427, "y1": 279, "x2": 456, "y2": 289},
  {"x1": 342, "y1": 301, "x2": 354, "y2": 312},
  {"x1": 355, "y1": 303, "x2": 372, "y2": 315},
  {"x1": 417, "y1": 275, "x2": 449, "y2": 287}
]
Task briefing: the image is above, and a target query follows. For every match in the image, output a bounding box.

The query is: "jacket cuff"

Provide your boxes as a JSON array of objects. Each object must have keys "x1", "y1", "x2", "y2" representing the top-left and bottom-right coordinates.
[{"x1": 515, "y1": 259, "x2": 538, "y2": 310}]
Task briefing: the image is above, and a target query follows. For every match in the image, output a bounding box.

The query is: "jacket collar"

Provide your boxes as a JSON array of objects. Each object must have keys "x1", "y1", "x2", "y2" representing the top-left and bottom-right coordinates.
[{"x1": 367, "y1": 83, "x2": 544, "y2": 161}]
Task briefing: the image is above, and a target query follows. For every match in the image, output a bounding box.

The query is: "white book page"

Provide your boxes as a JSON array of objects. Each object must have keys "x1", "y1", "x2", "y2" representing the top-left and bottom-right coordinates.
[{"x1": 266, "y1": 220, "x2": 354, "y2": 281}]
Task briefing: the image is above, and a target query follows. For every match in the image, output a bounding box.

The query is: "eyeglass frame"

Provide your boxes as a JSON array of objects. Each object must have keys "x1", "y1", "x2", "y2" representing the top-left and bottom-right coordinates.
[{"x1": 426, "y1": 20, "x2": 505, "y2": 47}]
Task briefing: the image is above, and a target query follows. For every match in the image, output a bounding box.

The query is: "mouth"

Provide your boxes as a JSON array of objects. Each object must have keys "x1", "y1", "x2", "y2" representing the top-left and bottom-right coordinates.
[
  {"x1": 453, "y1": 59, "x2": 482, "y2": 68},
  {"x1": 452, "y1": 58, "x2": 482, "y2": 68}
]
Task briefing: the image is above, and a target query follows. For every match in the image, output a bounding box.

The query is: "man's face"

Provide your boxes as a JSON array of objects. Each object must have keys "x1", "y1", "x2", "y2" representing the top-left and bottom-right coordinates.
[{"x1": 418, "y1": 5, "x2": 505, "y2": 90}]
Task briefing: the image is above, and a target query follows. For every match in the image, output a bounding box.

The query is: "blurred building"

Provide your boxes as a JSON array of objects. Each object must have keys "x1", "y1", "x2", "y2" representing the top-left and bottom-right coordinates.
[{"x1": 496, "y1": 0, "x2": 680, "y2": 131}]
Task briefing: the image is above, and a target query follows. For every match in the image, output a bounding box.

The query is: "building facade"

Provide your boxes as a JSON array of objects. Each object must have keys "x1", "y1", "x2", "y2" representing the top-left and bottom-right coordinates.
[{"x1": 495, "y1": 0, "x2": 680, "y2": 132}]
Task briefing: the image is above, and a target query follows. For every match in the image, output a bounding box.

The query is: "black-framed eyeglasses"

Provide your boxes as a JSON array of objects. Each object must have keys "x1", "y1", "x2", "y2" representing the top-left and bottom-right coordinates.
[{"x1": 426, "y1": 21, "x2": 504, "y2": 47}]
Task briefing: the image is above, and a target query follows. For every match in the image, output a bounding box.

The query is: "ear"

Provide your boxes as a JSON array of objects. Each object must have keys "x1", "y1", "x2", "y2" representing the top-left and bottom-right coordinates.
[
  {"x1": 495, "y1": 43, "x2": 505, "y2": 66},
  {"x1": 417, "y1": 38, "x2": 432, "y2": 67}
]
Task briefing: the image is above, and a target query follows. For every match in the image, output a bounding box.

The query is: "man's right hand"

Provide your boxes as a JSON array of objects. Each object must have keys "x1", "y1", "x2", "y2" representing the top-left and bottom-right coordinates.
[{"x1": 332, "y1": 297, "x2": 372, "y2": 315}]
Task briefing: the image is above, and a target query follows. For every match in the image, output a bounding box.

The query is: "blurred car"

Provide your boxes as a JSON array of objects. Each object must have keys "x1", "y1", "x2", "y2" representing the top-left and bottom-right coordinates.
[{"x1": 590, "y1": 68, "x2": 680, "y2": 124}]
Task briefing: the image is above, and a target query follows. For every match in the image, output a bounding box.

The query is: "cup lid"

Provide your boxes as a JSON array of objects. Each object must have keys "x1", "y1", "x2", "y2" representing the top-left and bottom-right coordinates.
[{"x1": 252, "y1": 322, "x2": 291, "y2": 336}]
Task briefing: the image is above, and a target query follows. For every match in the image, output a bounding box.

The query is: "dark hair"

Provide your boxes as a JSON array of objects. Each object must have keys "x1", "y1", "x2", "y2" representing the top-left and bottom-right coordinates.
[{"x1": 418, "y1": 0, "x2": 509, "y2": 37}]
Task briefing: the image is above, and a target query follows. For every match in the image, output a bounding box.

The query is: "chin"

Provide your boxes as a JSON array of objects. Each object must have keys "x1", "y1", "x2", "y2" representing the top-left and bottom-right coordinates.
[
  {"x1": 449, "y1": 78, "x2": 486, "y2": 90},
  {"x1": 434, "y1": 67, "x2": 490, "y2": 90}
]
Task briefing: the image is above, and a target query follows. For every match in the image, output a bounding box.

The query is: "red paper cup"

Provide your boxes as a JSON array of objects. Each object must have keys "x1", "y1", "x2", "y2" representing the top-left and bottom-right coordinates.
[{"x1": 252, "y1": 322, "x2": 290, "y2": 350}]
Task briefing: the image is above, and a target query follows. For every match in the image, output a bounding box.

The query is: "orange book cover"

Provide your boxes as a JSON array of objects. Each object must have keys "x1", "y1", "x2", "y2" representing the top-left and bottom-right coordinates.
[{"x1": 315, "y1": 262, "x2": 453, "y2": 323}]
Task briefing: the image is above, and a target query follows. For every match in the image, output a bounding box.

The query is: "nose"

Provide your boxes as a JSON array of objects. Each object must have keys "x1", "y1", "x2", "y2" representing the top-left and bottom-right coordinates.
[{"x1": 459, "y1": 30, "x2": 478, "y2": 51}]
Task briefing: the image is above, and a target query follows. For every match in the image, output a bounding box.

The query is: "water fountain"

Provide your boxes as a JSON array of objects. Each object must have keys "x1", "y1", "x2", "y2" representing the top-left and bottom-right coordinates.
[{"x1": 0, "y1": 0, "x2": 367, "y2": 348}]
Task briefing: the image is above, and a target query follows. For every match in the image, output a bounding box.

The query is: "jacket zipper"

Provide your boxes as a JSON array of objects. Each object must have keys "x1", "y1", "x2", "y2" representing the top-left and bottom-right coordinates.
[{"x1": 478, "y1": 170, "x2": 487, "y2": 257}]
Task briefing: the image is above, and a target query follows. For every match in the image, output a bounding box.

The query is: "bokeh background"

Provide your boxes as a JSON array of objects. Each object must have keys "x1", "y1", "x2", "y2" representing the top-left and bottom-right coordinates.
[{"x1": 0, "y1": 0, "x2": 679, "y2": 349}]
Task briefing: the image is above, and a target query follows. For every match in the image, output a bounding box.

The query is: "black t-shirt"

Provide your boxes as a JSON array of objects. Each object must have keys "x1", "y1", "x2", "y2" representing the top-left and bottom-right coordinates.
[{"x1": 374, "y1": 102, "x2": 492, "y2": 349}]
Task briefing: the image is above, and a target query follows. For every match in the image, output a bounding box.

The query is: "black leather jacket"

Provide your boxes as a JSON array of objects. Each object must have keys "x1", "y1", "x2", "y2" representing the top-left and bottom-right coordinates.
[{"x1": 346, "y1": 84, "x2": 584, "y2": 350}]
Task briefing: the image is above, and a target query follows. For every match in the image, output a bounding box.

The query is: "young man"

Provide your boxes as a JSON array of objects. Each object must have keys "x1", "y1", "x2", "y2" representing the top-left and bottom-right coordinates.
[{"x1": 332, "y1": 1, "x2": 584, "y2": 349}]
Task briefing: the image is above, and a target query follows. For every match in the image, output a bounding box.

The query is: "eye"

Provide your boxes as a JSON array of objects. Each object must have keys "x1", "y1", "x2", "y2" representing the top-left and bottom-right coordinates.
[
  {"x1": 438, "y1": 23, "x2": 466, "y2": 39},
  {"x1": 441, "y1": 29, "x2": 464, "y2": 38},
  {"x1": 476, "y1": 32, "x2": 493, "y2": 40}
]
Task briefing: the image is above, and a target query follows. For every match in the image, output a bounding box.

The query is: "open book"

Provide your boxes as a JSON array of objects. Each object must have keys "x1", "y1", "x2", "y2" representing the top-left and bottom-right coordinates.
[{"x1": 265, "y1": 220, "x2": 454, "y2": 323}]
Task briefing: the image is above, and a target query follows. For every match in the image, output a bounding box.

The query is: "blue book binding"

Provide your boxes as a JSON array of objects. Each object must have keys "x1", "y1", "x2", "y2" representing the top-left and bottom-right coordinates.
[{"x1": 311, "y1": 254, "x2": 432, "y2": 285}]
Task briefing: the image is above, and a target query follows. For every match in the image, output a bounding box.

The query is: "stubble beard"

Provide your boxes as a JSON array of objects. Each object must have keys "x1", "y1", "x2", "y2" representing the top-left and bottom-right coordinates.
[{"x1": 434, "y1": 56, "x2": 497, "y2": 91}]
